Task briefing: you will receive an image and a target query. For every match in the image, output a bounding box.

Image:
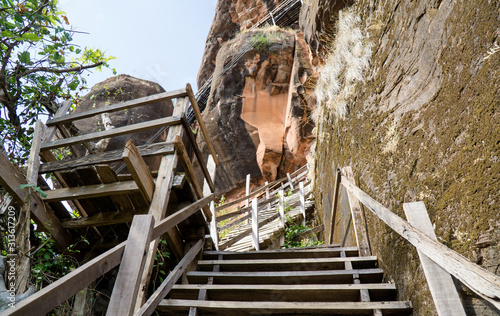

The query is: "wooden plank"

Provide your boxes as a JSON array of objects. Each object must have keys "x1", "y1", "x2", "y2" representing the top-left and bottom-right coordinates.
[
  {"x1": 251, "y1": 198, "x2": 259, "y2": 251},
  {"x1": 135, "y1": 240, "x2": 203, "y2": 316},
  {"x1": 74, "y1": 166, "x2": 116, "y2": 212},
  {"x1": 169, "y1": 284, "x2": 397, "y2": 302},
  {"x1": 341, "y1": 176, "x2": 500, "y2": 308},
  {"x1": 210, "y1": 201, "x2": 219, "y2": 251},
  {"x1": 123, "y1": 139, "x2": 155, "y2": 204},
  {"x1": 278, "y1": 189, "x2": 285, "y2": 228},
  {"x1": 181, "y1": 116, "x2": 215, "y2": 192},
  {"x1": 174, "y1": 135, "x2": 212, "y2": 221},
  {"x1": 286, "y1": 173, "x2": 294, "y2": 190},
  {"x1": 185, "y1": 83, "x2": 219, "y2": 166},
  {"x1": 43, "y1": 180, "x2": 140, "y2": 202},
  {"x1": 95, "y1": 165, "x2": 134, "y2": 211},
  {"x1": 403, "y1": 202, "x2": 466, "y2": 315},
  {"x1": 41, "y1": 115, "x2": 182, "y2": 151},
  {"x1": 328, "y1": 169, "x2": 342, "y2": 245},
  {"x1": 157, "y1": 300, "x2": 412, "y2": 313},
  {"x1": 26, "y1": 120, "x2": 45, "y2": 184},
  {"x1": 61, "y1": 208, "x2": 148, "y2": 229},
  {"x1": 43, "y1": 100, "x2": 72, "y2": 142},
  {"x1": 39, "y1": 142, "x2": 175, "y2": 174},
  {"x1": 299, "y1": 181, "x2": 306, "y2": 226},
  {"x1": 107, "y1": 215, "x2": 154, "y2": 316},
  {"x1": 0, "y1": 150, "x2": 30, "y2": 204},
  {"x1": 46, "y1": 88, "x2": 187, "y2": 126},
  {"x1": 245, "y1": 174, "x2": 251, "y2": 208},
  {"x1": 2, "y1": 242, "x2": 125, "y2": 316},
  {"x1": 202, "y1": 155, "x2": 216, "y2": 197},
  {"x1": 343, "y1": 167, "x2": 371, "y2": 256},
  {"x1": 203, "y1": 247, "x2": 356, "y2": 260},
  {"x1": 56, "y1": 123, "x2": 85, "y2": 157}
]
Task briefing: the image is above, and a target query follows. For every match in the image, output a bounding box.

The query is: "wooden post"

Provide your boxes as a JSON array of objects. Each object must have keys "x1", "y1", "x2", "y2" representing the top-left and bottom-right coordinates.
[
  {"x1": 245, "y1": 174, "x2": 251, "y2": 208},
  {"x1": 343, "y1": 167, "x2": 371, "y2": 256},
  {"x1": 328, "y1": 169, "x2": 342, "y2": 245},
  {"x1": 403, "y1": 202, "x2": 466, "y2": 316},
  {"x1": 210, "y1": 201, "x2": 219, "y2": 251},
  {"x1": 265, "y1": 181, "x2": 270, "y2": 210},
  {"x1": 286, "y1": 173, "x2": 294, "y2": 190},
  {"x1": 299, "y1": 182, "x2": 306, "y2": 226},
  {"x1": 107, "y1": 215, "x2": 154, "y2": 316},
  {"x1": 203, "y1": 155, "x2": 216, "y2": 196},
  {"x1": 122, "y1": 139, "x2": 155, "y2": 204},
  {"x1": 251, "y1": 198, "x2": 260, "y2": 251},
  {"x1": 278, "y1": 189, "x2": 285, "y2": 228}
]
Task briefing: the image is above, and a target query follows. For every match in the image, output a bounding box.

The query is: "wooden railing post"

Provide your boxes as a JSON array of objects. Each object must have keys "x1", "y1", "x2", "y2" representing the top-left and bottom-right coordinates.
[
  {"x1": 286, "y1": 173, "x2": 294, "y2": 190},
  {"x1": 265, "y1": 181, "x2": 270, "y2": 210},
  {"x1": 279, "y1": 189, "x2": 285, "y2": 228},
  {"x1": 299, "y1": 182, "x2": 306, "y2": 226},
  {"x1": 245, "y1": 174, "x2": 251, "y2": 207},
  {"x1": 403, "y1": 202, "x2": 466, "y2": 316},
  {"x1": 251, "y1": 198, "x2": 260, "y2": 251},
  {"x1": 327, "y1": 169, "x2": 342, "y2": 245},
  {"x1": 107, "y1": 215, "x2": 154, "y2": 316},
  {"x1": 210, "y1": 201, "x2": 219, "y2": 251}
]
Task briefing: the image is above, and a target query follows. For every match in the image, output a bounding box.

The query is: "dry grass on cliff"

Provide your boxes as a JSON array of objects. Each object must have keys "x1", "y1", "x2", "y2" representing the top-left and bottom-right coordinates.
[{"x1": 313, "y1": 9, "x2": 373, "y2": 121}]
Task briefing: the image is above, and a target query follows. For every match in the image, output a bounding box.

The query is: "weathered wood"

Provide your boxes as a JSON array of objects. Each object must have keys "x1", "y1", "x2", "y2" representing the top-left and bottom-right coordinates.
[
  {"x1": 210, "y1": 201, "x2": 219, "y2": 251},
  {"x1": 26, "y1": 120, "x2": 45, "y2": 184},
  {"x1": 0, "y1": 151, "x2": 30, "y2": 204},
  {"x1": 43, "y1": 180, "x2": 140, "y2": 202},
  {"x1": 185, "y1": 83, "x2": 219, "y2": 166},
  {"x1": 157, "y1": 300, "x2": 412, "y2": 313},
  {"x1": 41, "y1": 115, "x2": 182, "y2": 151},
  {"x1": 123, "y1": 140, "x2": 155, "y2": 203},
  {"x1": 56, "y1": 123, "x2": 85, "y2": 157},
  {"x1": 39, "y1": 142, "x2": 175, "y2": 174},
  {"x1": 181, "y1": 116, "x2": 215, "y2": 192},
  {"x1": 328, "y1": 169, "x2": 342, "y2": 245},
  {"x1": 95, "y1": 164, "x2": 134, "y2": 211},
  {"x1": 251, "y1": 198, "x2": 260, "y2": 251},
  {"x1": 341, "y1": 176, "x2": 500, "y2": 308},
  {"x1": 135, "y1": 240, "x2": 203, "y2": 316},
  {"x1": 46, "y1": 88, "x2": 187, "y2": 126},
  {"x1": 61, "y1": 208, "x2": 148, "y2": 229},
  {"x1": 245, "y1": 174, "x2": 251, "y2": 208},
  {"x1": 403, "y1": 202, "x2": 466, "y2": 316},
  {"x1": 152, "y1": 194, "x2": 215, "y2": 240},
  {"x1": 279, "y1": 189, "x2": 285, "y2": 228},
  {"x1": 286, "y1": 173, "x2": 294, "y2": 190},
  {"x1": 43, "y1": 100, "x2": 72, "y2": 142},
  {"x1": 3, "y1": 242, "x2": 125, "y2": 316},
  {"x1": 202, "y1": 155, "x2": 216, "y2": 197},
  {"x1": 299, "y1": 181, "x2": 306, "y2": 226},
  {"x1": 343, "y1": 167, "x2": 371, "y2": 256},
  {"x1": 107, "y1": 215, "x2": 154, "y2": 316}
]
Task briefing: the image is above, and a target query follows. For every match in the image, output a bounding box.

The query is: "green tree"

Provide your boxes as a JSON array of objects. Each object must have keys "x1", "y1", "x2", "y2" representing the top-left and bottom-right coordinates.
[{"x1": 0, "y1": 0, "x2": 115, "y2": 161}]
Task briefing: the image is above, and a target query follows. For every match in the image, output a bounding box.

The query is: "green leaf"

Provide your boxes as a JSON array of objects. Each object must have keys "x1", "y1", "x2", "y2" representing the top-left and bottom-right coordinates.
[
  {"x1": 1, "y1": 30, "x2": 13, "y2": 37},
  {"x1": 21, "y1": 33, "x2": 41, "y2": 42},
  {"x1": 68, "y1": 78, "x2": 79, "y2": 90},
  {"x1": 14, "y1": 14, "x2": 23, "y2": 23},
  {"x1": 18, "y1": 51, "x2": 31, "y2": 64}
]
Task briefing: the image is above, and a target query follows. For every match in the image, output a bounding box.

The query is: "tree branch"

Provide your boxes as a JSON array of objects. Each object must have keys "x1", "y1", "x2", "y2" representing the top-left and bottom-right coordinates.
[{"x1": 16, "y1": 61, "x2": 103, "y2": 79}]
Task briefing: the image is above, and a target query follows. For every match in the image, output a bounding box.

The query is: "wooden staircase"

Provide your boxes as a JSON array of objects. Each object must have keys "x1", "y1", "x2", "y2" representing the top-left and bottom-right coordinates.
[{"x1": 158, "y1": 246, "x2": 413, "y2": 315}]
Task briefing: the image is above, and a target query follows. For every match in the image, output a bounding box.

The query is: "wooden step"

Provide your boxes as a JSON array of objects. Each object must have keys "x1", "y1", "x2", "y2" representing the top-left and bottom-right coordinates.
[
  {"x1": 203, "y1": 246, "x2": 358, "y2": 260},
  {"x1": 197, "y1": 256, "x2": 379, "y2": 272},
  {"x1": 186, "y1": 269, "x2": 384, "y2": 285},
  {"x1": 168, "y1": 283, "x2": 398, "y2": 302},
  {"x1": 157, "y1": 299, "x2": 413, "y2": 315}
]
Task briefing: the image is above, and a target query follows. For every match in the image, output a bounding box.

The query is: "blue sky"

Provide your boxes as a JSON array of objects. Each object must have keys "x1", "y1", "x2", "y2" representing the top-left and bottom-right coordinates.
[{"x1": 59, "y1": 0, "x2": 217, "y2": 92}]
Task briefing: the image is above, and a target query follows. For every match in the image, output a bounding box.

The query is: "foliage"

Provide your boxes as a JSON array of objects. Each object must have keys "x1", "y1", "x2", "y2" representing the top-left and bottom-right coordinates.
[
  {"x1": 151, "y1": 239, "x2": 170, "y2": 288},
  {"x1": 283, "y1": 224, "x2": 324, "y2": 249},
  {"x1": 249, "y1": 32, "x2": 280, "y2": 51},
  {"x1": 0, "y1": 0, "x2": 115, "y2": 161}
]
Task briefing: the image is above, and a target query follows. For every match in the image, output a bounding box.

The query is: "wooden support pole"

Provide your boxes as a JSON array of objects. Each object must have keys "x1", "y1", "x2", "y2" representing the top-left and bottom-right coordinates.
[
  {"x1": 286, "y1": 173, "x2": 294, "y2": 190},
  {"x1": 299, "y1": 181, "x2": 306, "y2": 226},
  {"x1": 403, "y1": 202, "x2": 466, "y2": 316},
  {"x1": 252, "y1": 198, "x2": 260, "y2": 251},
  {"x1": 122, "y1": 139, "x2": 155, "y2": 204},
  {"x1": 328, "y1": 169, "x2": 342, "y2": 245},
  {"x1": 185, "y1": 83, "x2": 219, "y2": 166},
  {"x1": 43, "y1": 100, "x2": 72, "y2": 142},
  {"x1": 210, "y1": 201, "x2": 219, "y2": 251},
  {"x1": 245, "y1": 174, "x2": 251, "y2": 208},
  {"x1": 279, "y1": 189, "x2": 285, "y2": 228},
  {"x1": 343, "y1": 167, "x2": 371, "y2": 256},
  {"x1": 107, "y1": 215, "x2": 154, "y2": 316},
  {"x1": 341, "y1": 176, "x2": 500, "y2": 309},
  {"x1": 265, "y1": 181, "x2": 270, "y2": 210}
]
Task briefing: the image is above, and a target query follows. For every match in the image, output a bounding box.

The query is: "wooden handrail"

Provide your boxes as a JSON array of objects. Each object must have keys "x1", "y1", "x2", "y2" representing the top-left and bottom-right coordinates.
[
  {"x1": 340, "y1": 176, "x2": 500, "y2": 309},
  {"x1": 46, "y1": 88, "x2": 187, "y2": 126},
  {"x1": 0, "y1": 195, "x2": 215, "y2": 316}
]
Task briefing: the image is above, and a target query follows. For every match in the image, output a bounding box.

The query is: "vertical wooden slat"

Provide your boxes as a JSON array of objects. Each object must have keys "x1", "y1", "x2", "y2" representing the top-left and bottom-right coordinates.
[
  {"x1": 265, "y1": 181, "x2": 270, "y2": 210},
  {"x1": 343, "y1": 167, "x2": 371, "y2": 256},
  {"x1": 245, "y1": 174, "x2": 251, "y2": 208},
  {"x1": 403, "y1": 202, "x2": 466, "y2": 316},
  {"x1": 107, "y1": 215, "x2": 154, "y2": 316},
  {"x1": 286, "y1": 173, "x2": 294, "y2": 190},
  {"x1": 252, "y1": 198, "x2": 260, "y2": 251},
  {"x1": 328, "y1": 169, "x2": 342, "y2": 245},
  {"x1": 299, "y1": 181, "x2": 306, "y2": 226},
  {"x1": 122, "y1": 139, "x2": 155, "y2": 204},
  {"x1": 278, "y1": 189, "x2": 285, "y2": 228}
]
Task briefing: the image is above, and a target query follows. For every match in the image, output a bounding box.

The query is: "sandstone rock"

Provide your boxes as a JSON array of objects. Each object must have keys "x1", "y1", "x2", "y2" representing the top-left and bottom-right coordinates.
[{"x1": 72, "y1": 75, "x2": 173, "y2": 171}]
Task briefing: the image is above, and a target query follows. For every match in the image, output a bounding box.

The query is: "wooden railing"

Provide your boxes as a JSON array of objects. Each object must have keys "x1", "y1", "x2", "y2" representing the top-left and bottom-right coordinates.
[
  {"x1": 214, "y1": 165, "x2": 310, "y2": 251},
  {"x1": 327, "y1": 167, "x2": 500, "y2": 313}
]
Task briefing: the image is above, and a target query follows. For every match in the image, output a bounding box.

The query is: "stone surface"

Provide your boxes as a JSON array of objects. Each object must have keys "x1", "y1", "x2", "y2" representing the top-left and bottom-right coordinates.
[
  {"x1": 73, "y1": 75, "x2": 173, "y2": 171},
  {"x1": 313, "y1": 0, "x2": 499, "y2": 315},
  {"x1": 197, "y1": 0, "x2": 279, "y2": 88}
]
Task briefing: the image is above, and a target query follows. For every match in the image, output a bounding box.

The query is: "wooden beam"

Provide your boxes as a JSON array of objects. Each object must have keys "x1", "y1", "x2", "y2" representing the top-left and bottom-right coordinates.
[
  {"x1": 39, "y1": 142, "x2": 175, "y2": 174},
  {"x1": 328, "y1": 169, "x2": 342, "y2": 245},
  {"x1": 43, "y1": 180, "x2": 140, "y2": 202},
  {"x1": 46, "y1": 88, "x2": 187, "y2": 126},
  {"x1": 3, "y1": 242, "x2": 125, "y2": 316},
  {"x1": 61, "y1": 208, "x2": 148, "y2": 229},
  {"x1": 0, "y1": 151, "x2": 30, "y2": 204},
  {"x1": 41, "y1": 115, "x2": 182, "y2": 151},
  {"x1": 123, "y1": 140, "x2": 155, "y2": 204},
  {"x1": 43, "y1": 100, "x2": 72, "y2": 142},
  {"x1": 185, "y1": 83, "x2": 219, "y2": 166},
  {"x1": 341, "y1": 177, "x2": 500, "y2": 309},
  {"x1": 107, "y1": 215, "x2": 154, "y2": 316},
  {"x1": 343, "y1": 167, "x2": 371, "y2": 256},
  {"x1": 135, "y1": 240, "x2": 203, "y2": 316},
  {"x1": 299, "y1": 181, "x2": 306, "y2": 226},
  {"x1": 403, "y1": 202, "x2": 466, "y2": 315},
  {"x1": 95, "y1": 165, "x2": 135, "y2": 211},
  {"x1": 251, "y1": 198, "x2": 260, "y2": 251}
]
